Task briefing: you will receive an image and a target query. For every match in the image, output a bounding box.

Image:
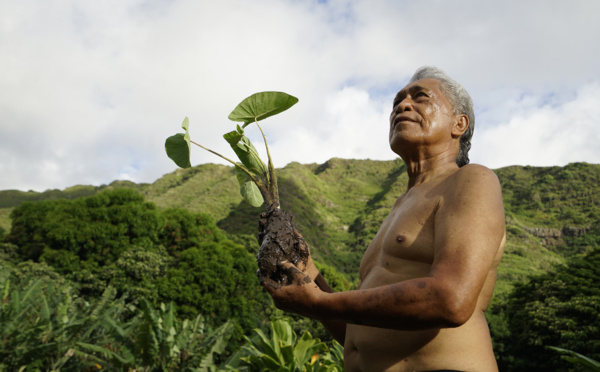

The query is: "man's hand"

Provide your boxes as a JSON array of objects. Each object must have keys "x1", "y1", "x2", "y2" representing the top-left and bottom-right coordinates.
[
  {"x1": 261, "y1": 260, "x2": 326, "y2": 318},
  {"x1": 291, "y1": 227, "x2": 320, "y2": 281}
]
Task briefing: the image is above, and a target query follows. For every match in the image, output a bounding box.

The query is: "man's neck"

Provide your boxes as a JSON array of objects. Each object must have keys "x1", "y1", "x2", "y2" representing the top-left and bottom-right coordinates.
[{"x1": 404, "y1": 156, "x2": 459, "y2": 190}]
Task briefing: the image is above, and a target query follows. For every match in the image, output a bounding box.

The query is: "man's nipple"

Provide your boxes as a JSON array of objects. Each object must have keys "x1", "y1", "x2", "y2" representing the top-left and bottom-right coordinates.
[{"x1": 395, "y1": 235, "x2": 406, "y2": 243}]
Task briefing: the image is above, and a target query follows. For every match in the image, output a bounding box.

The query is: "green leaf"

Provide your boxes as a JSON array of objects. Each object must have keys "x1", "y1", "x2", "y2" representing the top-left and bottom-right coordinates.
[
  {"x1": 294, "y1": 332, "x2": 319, "y2": 366},
  {"x1": 235, "y1": 165, "x2": 264, "y2": 207},
  {"x1": 228, "y1": 91, "x2": 298, "y2": 127},
  {"x1": 224, "y1": 130, "x2": 266, "y2": 177},
  {"x1": 548, "y1": 346, "x2": 600, "y2": 370},
  {"x1": 223, "y1": 125, "x2": 244, "y2": 145},
  {"x1": 165, "y1": 117, "x2": 191, "y2": 168},
  {"x1": 279, "y1": 344, "x2": 294, "y2": 365},
  {"x1": 272, "y1": 319, "x2": 295, "y2": 347}
]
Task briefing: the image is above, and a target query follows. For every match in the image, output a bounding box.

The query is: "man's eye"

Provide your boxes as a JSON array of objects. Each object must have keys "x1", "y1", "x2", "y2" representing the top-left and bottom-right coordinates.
[{"x1": 415, "y1": 92, "x2": 427, "y2": 98}]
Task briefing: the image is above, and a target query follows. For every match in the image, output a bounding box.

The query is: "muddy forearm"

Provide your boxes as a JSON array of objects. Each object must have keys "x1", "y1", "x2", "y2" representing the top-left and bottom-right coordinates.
[
  {"x1": 315, "y1": 278, "x2": 468, "y2": 331},
  {"x1": 314, "y1": 273, "x2": 347, "y2": 344}
]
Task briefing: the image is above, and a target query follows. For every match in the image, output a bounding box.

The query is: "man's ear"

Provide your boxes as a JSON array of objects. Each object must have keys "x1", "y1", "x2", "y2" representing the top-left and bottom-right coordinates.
[{"x1": 451, "y1": 114, "x2": 469, "y2": 138}]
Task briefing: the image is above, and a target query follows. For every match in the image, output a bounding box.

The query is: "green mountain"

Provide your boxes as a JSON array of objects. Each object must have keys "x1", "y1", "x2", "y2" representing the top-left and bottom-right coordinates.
[{"x1": 2, "y1": 159, "x2": 599, "y2": 300}]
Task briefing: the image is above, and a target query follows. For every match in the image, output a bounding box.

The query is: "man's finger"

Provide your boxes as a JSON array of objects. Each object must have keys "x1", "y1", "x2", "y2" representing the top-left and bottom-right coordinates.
[
  {"x1": 261, "y1": 276, "x2": 281, "y2": 291},
  {"x1": 277, "y1": 260, "x2": 300, "y2": 271},
  {"x1": 277, "y1": 260, "x2": 315, "y2": 287}
]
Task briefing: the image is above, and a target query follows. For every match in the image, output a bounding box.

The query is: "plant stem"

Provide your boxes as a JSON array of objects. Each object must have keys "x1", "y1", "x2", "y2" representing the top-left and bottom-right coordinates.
[
  {"x1": 190, "y1": 140, "x2": 268, "y2": 196},
  {"x1": 246, "y1": 143, "x2": 269, "y2": 184},
  {"x1": 254, "y1": 121, "x2": 279, "y2": 210}
]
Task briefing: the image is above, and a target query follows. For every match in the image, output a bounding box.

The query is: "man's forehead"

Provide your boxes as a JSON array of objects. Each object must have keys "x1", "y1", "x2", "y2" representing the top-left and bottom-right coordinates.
[{"x1": 396, "y1": 78, "x2": 442, "y2": 97}]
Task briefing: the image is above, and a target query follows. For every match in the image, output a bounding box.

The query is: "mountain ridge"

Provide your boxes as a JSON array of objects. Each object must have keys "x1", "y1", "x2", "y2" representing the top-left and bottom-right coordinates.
[{"x1": 2, "y1": 158, "x2": 599, "y2": 300}]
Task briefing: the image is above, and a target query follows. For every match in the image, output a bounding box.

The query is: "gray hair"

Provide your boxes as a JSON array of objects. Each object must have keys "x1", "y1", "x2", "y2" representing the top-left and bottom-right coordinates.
[{"x1": 410, "y1": 66, "x2": 475, "y2": 167}]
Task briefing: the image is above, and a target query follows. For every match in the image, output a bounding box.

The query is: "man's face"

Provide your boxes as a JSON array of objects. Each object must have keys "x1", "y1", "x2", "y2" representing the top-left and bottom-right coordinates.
[{"x1": 389, "y1": 78, "x2": 457, "y2": 154}]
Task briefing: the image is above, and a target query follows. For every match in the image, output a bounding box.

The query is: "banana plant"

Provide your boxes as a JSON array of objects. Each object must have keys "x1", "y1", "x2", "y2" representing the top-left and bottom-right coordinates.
[
  {"x1": 76, "y1": 299, "x2": 234, "y2": 371},
  {"x1": 165, "y1": 92, "x2": 298, "y2": 211}
]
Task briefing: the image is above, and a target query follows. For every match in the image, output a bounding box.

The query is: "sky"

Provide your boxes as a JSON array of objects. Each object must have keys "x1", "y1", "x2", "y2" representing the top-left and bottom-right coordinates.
[{"x1": 1, "y1": 0, "x2": 599, "y2": 192}]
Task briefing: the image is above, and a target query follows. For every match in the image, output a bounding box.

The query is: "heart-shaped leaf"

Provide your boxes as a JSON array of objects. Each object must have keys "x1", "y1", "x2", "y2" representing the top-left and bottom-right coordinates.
[
  {"x1": 228, "y1": 92, "x2": 298, "y2": 127},
  {"x1": 165, "y1": 117, "x2": 191, "y2": 168},
  {"x1": 235, "y1": 165, "x2": 264, "y2": 207}
]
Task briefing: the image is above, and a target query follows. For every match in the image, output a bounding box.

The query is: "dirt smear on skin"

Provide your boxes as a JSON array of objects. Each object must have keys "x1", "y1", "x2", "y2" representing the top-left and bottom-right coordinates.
[{"x1": 257, "y1": 208, "x2": 309, "y2": 285}]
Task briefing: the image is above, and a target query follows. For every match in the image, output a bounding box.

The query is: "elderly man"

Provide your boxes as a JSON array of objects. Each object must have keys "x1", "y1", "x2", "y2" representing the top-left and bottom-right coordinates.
[{"x1": 262, "y1": 66, "x2": 505, "y2": 372}]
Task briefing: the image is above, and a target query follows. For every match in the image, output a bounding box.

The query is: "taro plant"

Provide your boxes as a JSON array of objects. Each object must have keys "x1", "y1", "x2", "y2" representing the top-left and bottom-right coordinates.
[
  {"x1": 165, "y1": 92, "x2": 298, "y2": 211},
  {"x1": 165, "y1": 92, "x2": 310, "y2": 285}
]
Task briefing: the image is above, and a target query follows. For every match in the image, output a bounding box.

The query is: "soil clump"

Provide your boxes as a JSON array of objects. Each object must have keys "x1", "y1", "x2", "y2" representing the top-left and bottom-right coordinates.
[{"x1": 257, "y1": 208, "x2": 309, "y2": 285}]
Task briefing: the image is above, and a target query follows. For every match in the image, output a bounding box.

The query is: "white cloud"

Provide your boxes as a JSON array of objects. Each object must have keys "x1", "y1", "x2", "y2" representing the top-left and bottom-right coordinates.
[
  {"x1": 266, "y1": 87, "x2": 392, "y2": 167},
  {"x1": 0, "y1": 0, "x2": 599, "y2": 191},
  {"x1": 472, "y1": 82, "x2": 600, "y2": 168}
]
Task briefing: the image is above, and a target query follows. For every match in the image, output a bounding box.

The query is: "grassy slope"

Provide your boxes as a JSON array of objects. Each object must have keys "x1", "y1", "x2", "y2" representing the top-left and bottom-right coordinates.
[{"x1": 1, "y1": 160, "x2": 599, "y2": 301}]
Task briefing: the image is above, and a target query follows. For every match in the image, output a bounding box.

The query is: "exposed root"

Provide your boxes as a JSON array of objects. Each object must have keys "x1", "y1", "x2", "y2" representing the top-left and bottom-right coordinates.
[{"x1": 257, "y1": 208, "x2": 309, "y2": 285}]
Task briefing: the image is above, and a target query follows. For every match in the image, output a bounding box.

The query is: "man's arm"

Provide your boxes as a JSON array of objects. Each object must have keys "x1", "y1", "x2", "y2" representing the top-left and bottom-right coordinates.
[
  {"x1": 263, "y1": 165, "x2": 505, "y2": 330},
  {"x1": 313, "y1": 273, "x2": 347, "y2": 344}
]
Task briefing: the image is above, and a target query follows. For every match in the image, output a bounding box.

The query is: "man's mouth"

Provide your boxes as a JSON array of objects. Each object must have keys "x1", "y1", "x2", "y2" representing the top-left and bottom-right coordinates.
[{"x1": 393, "y1": 115, "x2": 417, "y2": 128}]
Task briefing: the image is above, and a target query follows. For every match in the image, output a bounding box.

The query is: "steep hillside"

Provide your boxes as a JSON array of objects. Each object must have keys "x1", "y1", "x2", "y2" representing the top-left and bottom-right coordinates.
[
  {"x1": 139, "y1": 158, "x2": 407, "y2": 274},
  {"x1": 494, "y1": 162, "x2": 600, "y2": 297},
  {"x1": 2, "y1": 160, "x2": 599, "y2": 300}
]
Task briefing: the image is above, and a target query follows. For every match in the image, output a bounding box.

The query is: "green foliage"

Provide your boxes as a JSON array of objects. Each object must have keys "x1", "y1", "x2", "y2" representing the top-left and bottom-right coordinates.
[
  {"x1": 228, "y1": 91, "x2": 299, "y2": 126},
  {"x1": 7, "y1": 188, "x2": 162, "y2": 265},
  {"x1": 216, "y1": 158, "x2": 409, "y2": 277},
  {"x1": 3, "y1": 189, "x2": 266, "y2": 350},
  {"x1": 227, "y1": 318, "x2": 344, "y2": 371},
  {"x1": 0, "y1": 243, "x2": 18, "y2": 267},
  {"x1": 7, "y1": 260, "x2": 67, "y2": 288},
  {"x1": 495, "y1": 163, "x2": 600, "y2": 228},
  {"x1": 0, "y1": 271, "x2": 119, "y2": 371},
  {"x1": 103, "y1": 246, "x2": 175, "y2": 304},
  {"x1": 549, "y1": 346, "x2": 600, "y2": 371},
  {"x1": 165, "y1": 118, "x2": 192, "y2": 169},
  {"x1": 3, "y1": 159, "x2": 600, "y2": 369},
  {"x1": 0, "y1": 186, "x2": 98, "y2": 209},
  {"x1": 160, "y1": 208, "x2": 227, "y2": 255},
  {"x1": 150, "y1": 164, "x2": 247, "y2": 223},
  {"x1": 224, "y1": 125, "x2": 268, "y2": 207},
  {"x1": 158, "y1": 240, "x2": 266, "y2": 333},
  {"x1": 166, "y1": 91, "x2": 298, "y2": 208},
  {"x1": 77, "y1": 299, "x2": 234, "y2": 371},
  {"x1": 494, "y1": 248, "x2": 600, "y2": 371},
  {"x1": 0, "y1": 270, "x2": 234, "y2": 371},
  {"x1": 0, "y1": 208, "x2": 11, "y2": 241},
  {"x1": 315, "y1": 261, "x2": 355, "y2": 292},
  {"x1": 0, "y1": 182, "x2": 143, "y2": 237}
]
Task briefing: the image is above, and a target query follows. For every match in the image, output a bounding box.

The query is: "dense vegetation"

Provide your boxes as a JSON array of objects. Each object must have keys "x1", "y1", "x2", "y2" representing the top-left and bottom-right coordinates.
[{"x1": 1, "y1": 159, "x2": 599, "y2": 370}]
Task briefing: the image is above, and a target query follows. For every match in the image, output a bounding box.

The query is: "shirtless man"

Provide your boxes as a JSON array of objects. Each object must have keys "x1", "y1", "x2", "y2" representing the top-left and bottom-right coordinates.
[{"x1": 261, "y1": 66, "x2": 506, "y2": 372}]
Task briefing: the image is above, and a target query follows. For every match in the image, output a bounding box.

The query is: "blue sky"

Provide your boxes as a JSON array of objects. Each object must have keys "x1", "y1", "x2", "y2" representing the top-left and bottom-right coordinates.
[{"x1": 1, "y1": 0, "x2": 599, "y2": 191}]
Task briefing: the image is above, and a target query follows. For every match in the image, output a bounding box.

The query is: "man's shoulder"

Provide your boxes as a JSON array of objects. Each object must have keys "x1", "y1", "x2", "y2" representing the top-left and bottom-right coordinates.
[
  {"x1": 455, "y1": 163, "x2": 496, "y2": 176},
  {"x1": 444, "y1": 164, "x2": 503, "y2": 204},
  {"x1": 451, "y1": 163, "x2": 500, "y2": 187}
]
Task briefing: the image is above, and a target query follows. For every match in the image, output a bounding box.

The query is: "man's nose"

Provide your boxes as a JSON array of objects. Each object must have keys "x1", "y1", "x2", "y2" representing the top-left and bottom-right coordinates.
[
  {"x1": 398, "y1": 98, "x2": 414, "y2": 112},
  {"x1": 393, "y1": 98, "x2": 414, "y2": 115}
]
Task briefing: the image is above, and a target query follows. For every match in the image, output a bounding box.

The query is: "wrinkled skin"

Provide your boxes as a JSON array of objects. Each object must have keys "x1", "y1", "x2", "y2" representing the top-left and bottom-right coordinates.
[{"x1": 257, "y1": 208, "x2": 309, "y2": 285}]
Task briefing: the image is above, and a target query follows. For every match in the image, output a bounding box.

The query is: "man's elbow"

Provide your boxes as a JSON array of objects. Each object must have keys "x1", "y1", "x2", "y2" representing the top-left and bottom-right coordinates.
[{"x1": 438, "y1": 296, "x2": 476, "y2": 328}]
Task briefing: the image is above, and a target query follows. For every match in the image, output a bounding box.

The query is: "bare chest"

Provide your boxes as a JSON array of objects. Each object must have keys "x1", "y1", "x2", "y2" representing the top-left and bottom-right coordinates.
[{"x1": 359, "y1": 192, "x2": 439, "y2": 282}]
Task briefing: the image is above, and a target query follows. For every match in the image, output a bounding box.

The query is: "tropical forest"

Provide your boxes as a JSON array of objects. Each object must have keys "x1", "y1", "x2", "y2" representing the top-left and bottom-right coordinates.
[{"x1": 1, "y1": 159, "x2": 599, "y2": 371}]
